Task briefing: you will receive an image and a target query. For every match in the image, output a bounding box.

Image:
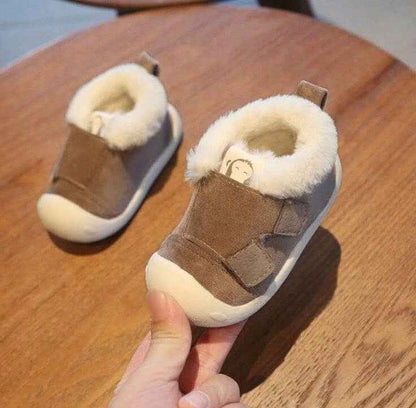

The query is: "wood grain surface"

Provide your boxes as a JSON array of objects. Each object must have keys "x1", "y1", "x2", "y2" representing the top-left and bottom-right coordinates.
[{"x1": 1, "y1": 5, "x2": 415, "y2": 407}]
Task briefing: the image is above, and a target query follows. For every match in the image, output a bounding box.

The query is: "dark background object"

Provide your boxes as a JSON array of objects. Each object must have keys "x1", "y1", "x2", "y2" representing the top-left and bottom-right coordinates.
[{"x1": 258, "y1": 0, "x2": 313, "y2": 15}]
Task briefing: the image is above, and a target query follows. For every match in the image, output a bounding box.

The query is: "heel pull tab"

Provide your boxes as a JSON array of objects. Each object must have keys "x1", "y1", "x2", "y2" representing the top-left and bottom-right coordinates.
[
  {"x1": 138, "y1": 51, "x2": 160, "y2": 76},
  {"x1": 295, "y1": 80, "x2": 328, "y2": 109}
]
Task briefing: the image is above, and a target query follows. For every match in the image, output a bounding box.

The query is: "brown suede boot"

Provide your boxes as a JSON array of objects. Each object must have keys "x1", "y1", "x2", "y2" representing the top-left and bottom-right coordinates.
[
  {"x1": 146, "y1": 81, "x2": 341, "y2": 327},
  {"x1": 37, "y1": 52, "x2": 182, "y2": 243}
]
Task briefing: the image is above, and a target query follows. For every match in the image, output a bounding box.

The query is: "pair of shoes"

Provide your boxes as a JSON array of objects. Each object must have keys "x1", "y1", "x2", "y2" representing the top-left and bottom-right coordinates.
[{"x1": 38, "y1": 52, "x2": 342, "y2": 327}]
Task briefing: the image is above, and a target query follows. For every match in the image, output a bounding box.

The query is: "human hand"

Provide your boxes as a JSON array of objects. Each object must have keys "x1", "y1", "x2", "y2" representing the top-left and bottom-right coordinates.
[{"x1": 110, "y1": 291, "x2": 247, "y2": 408}]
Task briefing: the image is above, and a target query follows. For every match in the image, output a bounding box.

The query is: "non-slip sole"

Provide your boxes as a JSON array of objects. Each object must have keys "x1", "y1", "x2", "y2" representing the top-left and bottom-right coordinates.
[
  {"x1": 146, "y1": 156, "x2": 342, "y2": 327},
  {"x1": 37, "y1": 104, "x2": 183, "y2": 243}
]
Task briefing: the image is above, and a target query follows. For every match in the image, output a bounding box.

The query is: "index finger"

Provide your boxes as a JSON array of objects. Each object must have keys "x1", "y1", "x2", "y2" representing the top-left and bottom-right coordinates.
[
  {"x1": 179, "y1": 321, "x2": 246, "y2": 393},
  {"x1": 114, "y1": 331, "x2": 151, "y2": 394}
]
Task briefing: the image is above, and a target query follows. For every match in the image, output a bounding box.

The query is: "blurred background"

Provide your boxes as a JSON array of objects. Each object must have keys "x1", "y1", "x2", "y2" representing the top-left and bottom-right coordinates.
[{"x1": 1, "y1": 0, "x2": 415, "y2": 69}]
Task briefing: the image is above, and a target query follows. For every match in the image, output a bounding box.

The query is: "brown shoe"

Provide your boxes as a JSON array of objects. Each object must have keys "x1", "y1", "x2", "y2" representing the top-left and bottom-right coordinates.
[
  {"x1": 146, "y1": 81, "x2": 341, "y2": 327},
  {"x1": 37, "y1": 52, "x2": 182, "y2": 243}
]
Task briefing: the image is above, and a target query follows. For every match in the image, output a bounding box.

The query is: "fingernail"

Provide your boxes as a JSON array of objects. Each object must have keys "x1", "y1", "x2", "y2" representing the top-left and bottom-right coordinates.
[
  {"x1": 147, "y1": 291, "x2": 168, "y2": 322},
  {"x1": 180, "y1": 391, "x2": 210, "y2": 408}
]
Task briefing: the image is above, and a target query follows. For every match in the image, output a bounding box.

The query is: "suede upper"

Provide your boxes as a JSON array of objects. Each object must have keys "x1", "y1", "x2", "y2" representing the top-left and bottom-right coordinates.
[
  {"x1": 50, "y1": 115, "x2": 173, "y2": 219},
  {"x1": 158, "y1": 167, "x2": 336, "y2": 306}
]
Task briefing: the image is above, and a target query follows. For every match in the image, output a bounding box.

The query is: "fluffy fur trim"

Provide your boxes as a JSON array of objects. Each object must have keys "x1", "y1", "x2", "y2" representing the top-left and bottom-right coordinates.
[
  {"x1": 66, "y1": 64, "x2": 167, "y2": 150},
  {"x1": 186, "y1": 95, "x2": 338, "y2": 198}
]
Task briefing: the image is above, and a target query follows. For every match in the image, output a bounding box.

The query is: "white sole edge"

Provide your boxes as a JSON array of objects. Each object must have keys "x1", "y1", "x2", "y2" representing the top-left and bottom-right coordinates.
[
  {"x1": 146, "y1": 156, "x2": 342, "y2": 327},
  {"x1": 37, "y1": 104, "x2": 183, "y2": 243}
]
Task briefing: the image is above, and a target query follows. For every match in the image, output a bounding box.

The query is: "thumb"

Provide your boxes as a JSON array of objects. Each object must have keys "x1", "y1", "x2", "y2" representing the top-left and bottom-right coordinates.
[{"x1": 140, "y1": 291, "x2": 192, "y2": 381}]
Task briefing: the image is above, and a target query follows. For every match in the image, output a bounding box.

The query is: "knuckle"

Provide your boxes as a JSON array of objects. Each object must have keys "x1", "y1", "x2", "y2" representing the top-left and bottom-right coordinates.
[
  {"x1": 151, "y1": 323, "x2": 183, "y2": 342},
  {"x1": 150, "y1": 325, "x2": 191, "y2": 354}
]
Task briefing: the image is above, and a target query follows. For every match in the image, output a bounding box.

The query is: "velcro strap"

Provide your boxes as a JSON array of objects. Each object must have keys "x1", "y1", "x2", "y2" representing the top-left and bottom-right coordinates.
[
  {"x1": 227, "y1": 239, "x2": 275, "y2": 288},
  {"x1": 138, "y1": 51, "x2": 160, "y2": 76},
  {"x1": 274, "y1": 200, "x2": 308, "y2": 236}
]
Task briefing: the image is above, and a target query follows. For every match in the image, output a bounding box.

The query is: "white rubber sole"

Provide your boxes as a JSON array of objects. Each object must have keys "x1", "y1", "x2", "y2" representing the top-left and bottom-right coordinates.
[
  {"x1": 37, "y1": 104, "x2": 182, "y2": 243},
  {"x1": 146, "y1": 156, "x2": 342, "y2": 327}
]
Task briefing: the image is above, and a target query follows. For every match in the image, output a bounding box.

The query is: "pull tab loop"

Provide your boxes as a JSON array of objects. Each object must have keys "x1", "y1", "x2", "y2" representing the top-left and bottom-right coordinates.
[
  {"x1": 138, "y1": 51, "x2": 160, "y2": 76},
  {"x1": 295, "y1": 80, "x2": 328, "y2": 109}
]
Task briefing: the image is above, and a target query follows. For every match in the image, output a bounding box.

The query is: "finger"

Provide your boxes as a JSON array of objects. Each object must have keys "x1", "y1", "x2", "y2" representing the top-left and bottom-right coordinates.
[
  {"x1": 223, "y1": 404, "x2": 249, "y2": 408},
  {"x1": 180, "y1": 321, "x2": 246, "y2": 393},
  {"x1": 114, "y1": 332, "x2": 151, "y2": 393},
  {"x1": 123, "y1": 332, "x2": 151, "y2": 377},
  {"x1": 179, "y1": 374, "x2": 240, "y2": 408},
  {"x1": 140, "y1": 291, "x2": 192, "y2": 381}
]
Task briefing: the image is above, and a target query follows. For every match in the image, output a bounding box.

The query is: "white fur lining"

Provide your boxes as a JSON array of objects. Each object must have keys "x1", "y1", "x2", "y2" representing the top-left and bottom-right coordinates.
[
  {"x1": 186, "y1": 95, "x2": 338, "y2": 198},
  {"x1": 66, "y1": 64, "x2": 167, "y2": 150}
]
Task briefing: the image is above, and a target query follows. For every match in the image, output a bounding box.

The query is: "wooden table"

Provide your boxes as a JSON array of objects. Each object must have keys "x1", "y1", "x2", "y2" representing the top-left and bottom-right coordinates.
[{"x1": 1, "y1": 5, "x2": 415, "y2": 407}]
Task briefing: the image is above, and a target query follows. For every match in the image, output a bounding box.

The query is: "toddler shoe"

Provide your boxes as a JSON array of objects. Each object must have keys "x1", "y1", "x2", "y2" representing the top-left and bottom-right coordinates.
[
  {"x1": 37, "y1": 52, "x2": 182, "y2": 243},
  {"x1": 146, "y1": 81, "x2": 341, "y2": 327}
]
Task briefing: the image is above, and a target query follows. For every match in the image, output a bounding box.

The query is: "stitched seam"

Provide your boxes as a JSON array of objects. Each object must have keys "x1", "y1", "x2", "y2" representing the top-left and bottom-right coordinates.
[
  {"x1": 182, "y1": 233, "x2": 229, "y2": 267},
  {"x1": 274, "y1": 200, "x2": 308, "y2": 236},
  {"x1": 300, "y1": 202, "x2": 309, "y2": 231},
  {"x1": 53, "y1": 176, "x2": 109, "y2": 213},
  {"x1": 273, "y1": 200, "x2": 286, "y2": 233},
  {"x1": 183, "y1": 184, "x2": 200, "y2": 234},
  {"x1": 251, "y1": 239, "x2": 275, "y2": 282},
  {"x1": 55, "y1": 175, "x2": 86, "y2": 192},
  {"x1": 280, "y1": 201, "x2": 307, "y2": 235},
  {"x1": 51, "y1": 144, "x2": 67, "y2": 182},
  {"x1": 170, "y1": 234, "x2": 224, "y2": 269}
]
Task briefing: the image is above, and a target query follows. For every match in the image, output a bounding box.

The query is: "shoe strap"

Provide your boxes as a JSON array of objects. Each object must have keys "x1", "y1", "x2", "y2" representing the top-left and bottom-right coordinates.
[
  {"x1": 177, "y1": 172, "x2": 309, "y2": 289},
  {"x1": 274, "y1": 199, "x2": 309, "y2": 236}
]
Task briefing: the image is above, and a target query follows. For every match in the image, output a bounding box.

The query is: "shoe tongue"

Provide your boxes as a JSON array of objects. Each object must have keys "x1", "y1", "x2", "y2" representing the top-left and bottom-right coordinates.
[
  {"x1": 219, "y1": 143, "x2": 266, "y2": 188},
  {"x1": 89, "y1": 111, "x2": 117, "y2": 137}
]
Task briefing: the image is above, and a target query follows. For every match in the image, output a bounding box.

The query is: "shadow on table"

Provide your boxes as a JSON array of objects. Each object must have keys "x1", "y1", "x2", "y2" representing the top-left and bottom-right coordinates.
[
  {"x1": 221, "y1": 227, "x2": 340, "y2": 393},
  {"x1": 50, "y1": 149, "x2": 179, "y2": 255}
]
